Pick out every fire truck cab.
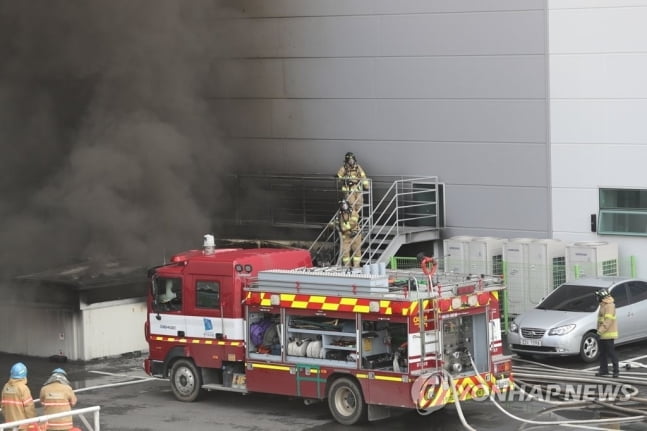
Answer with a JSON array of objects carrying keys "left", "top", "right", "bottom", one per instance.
[{"left": 144, "top": 237, "right": 512, "bottom": 425}]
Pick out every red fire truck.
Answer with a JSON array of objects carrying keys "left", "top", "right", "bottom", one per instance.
[{"left": 144, "top": 236, "right": 513, "bottom": 425}]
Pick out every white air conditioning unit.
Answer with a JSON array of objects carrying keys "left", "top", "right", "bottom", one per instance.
[
  {"left": 565, "top": 241, "right": 618, "bottom": 281},
  {"left": 502, "top": 238, "right": 533, "bottom": 316},
  {"left": 443, "top": 236, "right": 473, "bottom": 273},
  {"left": 469, "top": 237, "right": 504, "bottom": 276},
  {"left": 528, "top": 239, "right": 567, "bottom": 306}
]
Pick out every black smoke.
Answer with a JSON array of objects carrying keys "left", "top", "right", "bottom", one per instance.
[{"left": 0, "top": 2, "right": 233, "bottom": 278}]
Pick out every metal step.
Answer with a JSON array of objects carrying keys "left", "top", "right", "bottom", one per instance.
[{"left": 202, "top": 383, "right": 248, "bottom": 394}]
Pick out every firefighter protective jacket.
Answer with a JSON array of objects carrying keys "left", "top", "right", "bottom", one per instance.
[
  {"left": 1, "top": 377, "right": 36, "bottom": 427},
  {"left": 337, "top": 210, "right": 359, "bottom": 237},
  {"left": 597, "top": 296, "right": 618, "bottom": 340},
  {"left": 39, "top": 379, "right": 77, "bottom": 430},
  {"left": 337, "top": 164, "right": 369, "bottom": 192}
]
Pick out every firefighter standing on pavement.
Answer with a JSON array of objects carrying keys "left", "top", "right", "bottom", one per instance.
[
  {"left": 595, "top": 289, "right": 619, "bottom": 378},
  {"left": 337, "top": 199, "right": 362, "bottom": 268},
  {"left": 39, "top": 368, "right": 77, "bottom": 431},
  {"left": 1, "top": 362, "right": 36, "bottom": 429},
  {"left": 337, "top": 152, "right": 369, "bottom": 213}
]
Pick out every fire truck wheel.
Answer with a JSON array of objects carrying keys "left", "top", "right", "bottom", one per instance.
[
  {"left": 327, "top": 377, "right": 367, "bottom": 425},
  {"left": 170, "top": 358, "right": 203, "bottom": 402},
  {"left": 579, "top": 331, "right": 600, "bottom": 363}
]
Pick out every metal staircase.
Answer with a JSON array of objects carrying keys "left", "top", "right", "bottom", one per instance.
[{"left": 309, "top": 176, "right": 443, "bottom": 266}]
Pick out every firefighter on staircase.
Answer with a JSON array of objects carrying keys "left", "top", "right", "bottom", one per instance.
[
  {"left": 336, "top": 199, "right": 361, "bottom": 268},
  {"left": 336, "top": 152, "right": 369, "bottom": 214}
]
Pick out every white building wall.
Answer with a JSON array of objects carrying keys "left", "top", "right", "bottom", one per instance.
[
  {"left": 0, "top": 296, "right": 148, "bottom": 361},
  {"left": 80, "top": 298, "right": 148, "bottom": 360},
  {"left": 549, "top": 0, "right": 647, "bottom": 277},
  {"left": 0, "top": 304, "right": 77, "bottom": 359}
]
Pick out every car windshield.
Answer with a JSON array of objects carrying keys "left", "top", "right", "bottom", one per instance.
[{"left": 536, "top": 284, "right": 599, "bottom": 312}]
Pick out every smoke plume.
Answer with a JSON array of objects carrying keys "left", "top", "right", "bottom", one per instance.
[{"left": 0, "top": 2, "right": 232, "bottom": 277}]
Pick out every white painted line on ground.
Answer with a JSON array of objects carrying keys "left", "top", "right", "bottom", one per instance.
[
  {"left": 89, "top": 370, "right": 153, "bottom": 379},
  {"left": 75, "top": 377, "right": 162, "bottom": 393},
  {"left": 585, "top": 353, "right": 647, "bottom": 371}
]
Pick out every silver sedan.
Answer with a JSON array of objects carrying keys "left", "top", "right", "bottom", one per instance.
[{"left": 507, "top": 276, "right": 647, "bottom": 362}]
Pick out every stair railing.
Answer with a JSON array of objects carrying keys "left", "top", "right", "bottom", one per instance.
[{"left": 310, "top": 176, "right": 440, "bottom": 266}]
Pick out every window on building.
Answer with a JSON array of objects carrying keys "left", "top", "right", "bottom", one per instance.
[
  {"left": 196, "top": 280, "right": 220, "bottom": 309},
  {"left": 598, "top": 188, "right": 647, "bottom": 236}
]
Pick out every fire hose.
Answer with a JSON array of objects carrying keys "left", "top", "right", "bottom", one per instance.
[{"left": 422, "top": 354, "right": 647, "bottom": 430}]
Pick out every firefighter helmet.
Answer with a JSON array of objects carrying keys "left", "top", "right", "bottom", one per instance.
[
  {"left": 344, "top": 152, "right": 356, "bottom": 165},
  {"left": 339, "top": 199, "right": 350, "bottom": 213},
  {"left": 52, "top": 368, "right": 67, "bottom": 376},
  {"left": 10, "top": 362, "right": 27, "bottom": 379},
  {"left": 595, "top": 289, "right": 611, "bottom": 301}
]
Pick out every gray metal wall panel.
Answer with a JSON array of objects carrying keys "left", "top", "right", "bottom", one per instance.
[
  {"left": 213, "top": 11, "right": 545, "bottom": 58},
  {"left": 214, "top": 0, "right": 545, "bottom": 18},
  {"left": 209, "top": 3, "right": 550, "bottom": 240},
  {"left": 374, "top": 100, "right": 545, "bottom": 142},
  {"left": 378, "top": 12, "right": 545, "bottom": 56},
  {"left": 210, "top": 59, "right": 285, "bottom": 98},
  {"left": 373, "top": 56, "right": 546, "bottom": 99},
  {"left": 231, "top": 139, "right": 548, "bottom": 187},
  {"left": 215, "top": 99, "right": 546, "bottom": 143},
  {"left": 212, "top": 100, "right": 274, "bottom": 138},
  {"left": 445, "top": 185, "right": 550, "bottom": 232},
  {"left": 210, "top": 56, "right": 546, "bottom": 99}
]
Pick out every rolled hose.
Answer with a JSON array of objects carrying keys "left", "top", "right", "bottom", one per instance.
[
  {"left": 410, "top": 371, "right": 448, "bottom": 415},
  {"left": 420, "top": 257, "right": 437, "bottom": 277}
]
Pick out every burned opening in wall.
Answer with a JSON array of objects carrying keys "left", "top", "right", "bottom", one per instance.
[{"left": 14, "top": 260, "right": 148, "bottom": 307}]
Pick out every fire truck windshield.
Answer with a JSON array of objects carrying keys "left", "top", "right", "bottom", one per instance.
[{"left": 153, "top": 276, "right": 182, "bottom": 312}]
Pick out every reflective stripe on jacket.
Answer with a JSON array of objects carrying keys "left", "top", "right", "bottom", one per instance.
[
  {"left": 338, "top": 211, "right": 359, "bottom": 236},
  {"left": 597, "top": 297, "right": 618, "bottom": 340}
]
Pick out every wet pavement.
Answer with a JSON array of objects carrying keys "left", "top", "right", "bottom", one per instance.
[{"left": 1, "top": 346, "right": 647, "bottom": 430}]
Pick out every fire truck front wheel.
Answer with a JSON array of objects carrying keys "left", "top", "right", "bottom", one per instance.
[
  {"left": 327, "top": 377, "right": 367, "bottom": 425},
  {"left": 170, "top": 358, "right": 203, "bottom": 402}
]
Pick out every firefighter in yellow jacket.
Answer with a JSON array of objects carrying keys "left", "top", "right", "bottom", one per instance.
[
  {"left": 337, "top": 199, "right": 361, "bottom": 267},
  {"left": 39, "top": 369, "right": 77, "bottom": 431},
  {"left": 337, "top": 152, "right": 369, "bottom": 213},
  {"left": 595, "top": 289, "right": 619, "bottom": 378},
  {"left": 1, "top": 362, "right": 36, "bottom": 429}
]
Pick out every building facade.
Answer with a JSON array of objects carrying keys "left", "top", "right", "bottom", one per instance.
[{"left": 211, "top": 0, "right": 647, "bottom": 277}]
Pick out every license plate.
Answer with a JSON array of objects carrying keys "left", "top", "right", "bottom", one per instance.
[{"left": 521, "top": 338, "right": 542, "bottom": 346}]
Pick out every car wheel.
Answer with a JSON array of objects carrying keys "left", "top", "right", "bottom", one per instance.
[{"left": 579, "top": 332, "right": 599, "bottom": 363}]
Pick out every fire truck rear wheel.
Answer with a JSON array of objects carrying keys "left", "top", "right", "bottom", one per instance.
[
  {"left": 170, "top": 358, "right": 203, "bottom": 402},
  {"left": 327, "top": 377, "right": 367, "bottom": 425}
]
